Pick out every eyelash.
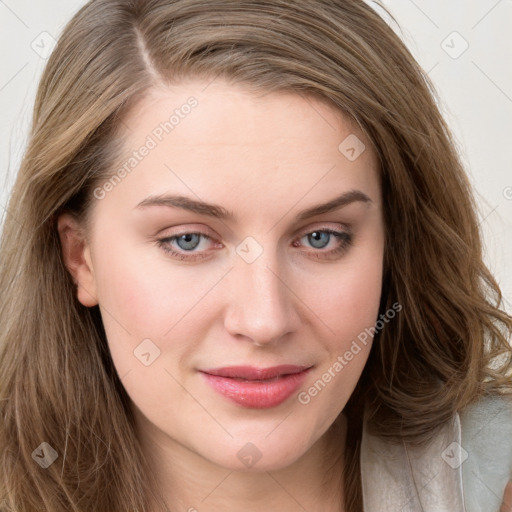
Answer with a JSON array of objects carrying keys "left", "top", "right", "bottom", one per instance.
[{"left": 156, "top": 227, "right": 353, "bottom": 262}]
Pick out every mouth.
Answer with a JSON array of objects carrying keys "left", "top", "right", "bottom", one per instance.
[{"left": 199, "top": 365, "right": 312, "bottom": 408}]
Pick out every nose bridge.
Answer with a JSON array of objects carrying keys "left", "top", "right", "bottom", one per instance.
[{"left": 223, "top": 242, "right": 297, "bottom": 344}]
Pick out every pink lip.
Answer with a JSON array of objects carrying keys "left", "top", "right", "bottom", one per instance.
[{"left": 200, "top": 365, "right": 312, "bottom": 409}]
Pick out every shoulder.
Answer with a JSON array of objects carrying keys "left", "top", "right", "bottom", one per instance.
[
  {"left": 360, "top": 394, "right": 512, "bottom": 512},
  {"left": 460, "top": 393, "right": 512, "bottom": 511}
]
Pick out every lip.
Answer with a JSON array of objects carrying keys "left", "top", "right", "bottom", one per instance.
[{"left": 200, "top": 365, "right": 312, "bottom": 409}]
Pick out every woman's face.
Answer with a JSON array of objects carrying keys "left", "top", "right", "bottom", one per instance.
[{"left": 62, "top": 80, "right": 385, "bottom": 472}]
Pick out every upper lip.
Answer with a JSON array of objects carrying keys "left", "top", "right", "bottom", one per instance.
[{"left": 201, "top": 365, "right": 311, "bottom": 380}]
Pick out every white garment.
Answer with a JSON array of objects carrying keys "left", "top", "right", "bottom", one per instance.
[{"left": 360, "top": 395, "right": 512, "bottom": 511}]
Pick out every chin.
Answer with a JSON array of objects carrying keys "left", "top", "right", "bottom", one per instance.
[{"left": 198, "top": 433, "right": 314, "bottom": 473}]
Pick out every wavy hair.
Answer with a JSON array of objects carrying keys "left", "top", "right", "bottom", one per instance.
[{"left": 1, "top": 0, "right": 511, "bottom": 510}]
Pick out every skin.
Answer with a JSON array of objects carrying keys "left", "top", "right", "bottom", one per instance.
[
  {"left": 502, "top": 481, "right": 512, "bottom": 512},
  {"left": 58, "top": 79, "right": 386, "bottom": 511}
]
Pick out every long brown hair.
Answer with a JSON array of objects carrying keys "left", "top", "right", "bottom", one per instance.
[{"left": 1, "top": 0, "right": 511, "bottom": 510}]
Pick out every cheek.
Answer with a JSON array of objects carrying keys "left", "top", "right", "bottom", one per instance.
[
  {"left": 88, "top": 236, "right": 171, "bottom": 371},
  {"left": 94, "top": 260, "right": 164, "bottom": 338},
  {"left": 296, "top": 256, "right": 383, "bottom": 430},
  {"left": 90, "top": 237, "right": 227, "bottom": 381},
  {"left": 92, "top": 236, "right": 213, "bottom": 335},
  {"left": 298, "top": 237, "right": 383, "bottom": 416},
  {"left": 309, "top": 249, "right": 384, "bottom": 347}
]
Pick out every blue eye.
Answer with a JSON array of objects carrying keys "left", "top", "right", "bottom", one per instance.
[
  {"left": 157, "top": 227, "right": 353, "bottom": 262},
  {"left": 297, "top": 229, "right": 353, "bottom": 258},
  {"left": 307, "top": 231, "right": 331, "bottom": 249},
  {"left": 175, "top": 233, "right": 202, "bottom": 251},
  {"left": 156, "top": 232, "right": 214, "bottom": 261}
]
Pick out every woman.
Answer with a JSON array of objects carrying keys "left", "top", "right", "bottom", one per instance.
[{"left": 0, "top": 0, "right": 511, "bottom": 510}]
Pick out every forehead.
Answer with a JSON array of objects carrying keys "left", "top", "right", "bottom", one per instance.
[{"left": 96, "top": 80, "right": 380, "bottom": 220}]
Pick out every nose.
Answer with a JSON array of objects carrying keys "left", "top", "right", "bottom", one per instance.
[{"left": 222, "top": 251, "right": 300, "bottom": 346}]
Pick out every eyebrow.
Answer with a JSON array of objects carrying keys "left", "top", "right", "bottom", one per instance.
[{"left": 135, "top": 189, "right": 372, "bottom": 221}]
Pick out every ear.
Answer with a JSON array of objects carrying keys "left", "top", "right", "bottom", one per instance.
[{"left": 57, "top": 213, "right": 98, "bottom": 307}]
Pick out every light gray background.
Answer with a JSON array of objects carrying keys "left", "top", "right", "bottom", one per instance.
[{"left": 1, "top": 0, "right": 511, "bottom": 310}]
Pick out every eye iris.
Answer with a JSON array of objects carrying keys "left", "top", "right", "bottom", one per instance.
[
  {"left": 308, "top": 231, "right": 330, "bottom": 249},
  {"left": 176, "top": 233, "right": 201, "bottom": 251}
]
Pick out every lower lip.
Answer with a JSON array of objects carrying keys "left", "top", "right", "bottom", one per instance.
[{"left": 200, "top": 369, "right": 311, "bottom": 409}]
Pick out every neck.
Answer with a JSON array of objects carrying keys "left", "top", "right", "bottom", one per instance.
[{"left": 136, "top": 412, "right": 348, "bottom": 512}]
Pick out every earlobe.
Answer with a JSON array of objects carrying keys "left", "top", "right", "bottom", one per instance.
[{"left": 57, "top": 213, "right": 99, "bottom": 307}]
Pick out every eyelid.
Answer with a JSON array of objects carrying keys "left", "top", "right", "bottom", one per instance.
[
  {"left": 157, "top": 221, "right": 350, "bottom": 243},
  {"left": 157, "top": 223, "right": 218, "bottom": 239},
  {"left": 294, "top": 221, "right": 352, "bottom": 238}
]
